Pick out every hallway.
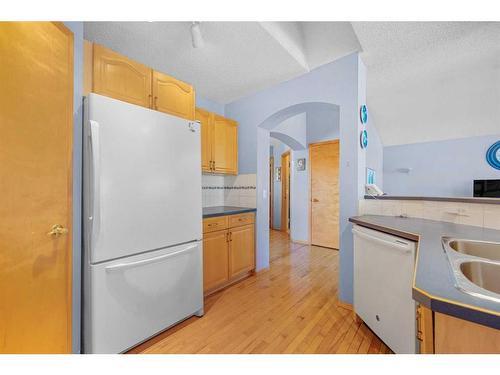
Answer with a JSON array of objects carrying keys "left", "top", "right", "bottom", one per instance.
[{"left": 130, "top": 230, "right": 390, "bottom": 354}]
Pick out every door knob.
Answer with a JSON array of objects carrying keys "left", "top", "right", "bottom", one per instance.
[
  {"left": 47, "top": 224, "right": 69, "bottom": 237},
  {"left": 312, "top": 198, "right": 319, "bottom": 202}
]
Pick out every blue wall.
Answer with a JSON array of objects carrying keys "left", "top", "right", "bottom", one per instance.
[
  {"left": 64, "top": 21, "right": 83, "bottom": 354},
  {"left": 306, "top": 105, "right": 340, "bottom": 144},
  {"left": 365, "top": 118, "right": 384, "bottom": 188},
  {"left": 383, "top": 134, "right": 500, "bottom": 197},
  {"left": 196, "top": 94, "right": 225, "bottom": 116},
  {"left": 225, "top": 53, "right": 367, "bottom": 303}
]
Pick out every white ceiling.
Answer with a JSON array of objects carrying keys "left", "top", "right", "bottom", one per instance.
[
  {"left": 84, "top": 21, "right": 500, "bottom": 146},
  {"left": 353, "top": 22, "right": 500, "bottom": 145}
]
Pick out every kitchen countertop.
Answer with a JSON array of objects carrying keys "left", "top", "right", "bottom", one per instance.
[
  {"left": 203, "top": 206, "right": 257, "bottom": 218},
  {"left": 349, "top": 215, "right": 500, "bottom": 329},
  {"left": 364, "top": 195, "right": 500, "bottom": 205}
]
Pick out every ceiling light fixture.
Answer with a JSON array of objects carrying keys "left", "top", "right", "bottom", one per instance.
[{"left": 191, "top": 21, "right": 204, "bottom": 48}]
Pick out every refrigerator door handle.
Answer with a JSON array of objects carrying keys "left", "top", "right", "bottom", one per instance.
[
  {"left": 104, "top": 243, "right": 199, "bottom": 272},
  {"left": 89, "top": 120, "right": 101, "bottom": 247}
]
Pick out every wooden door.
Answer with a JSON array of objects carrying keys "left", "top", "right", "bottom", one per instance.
[
  {"left": 310, "top": 140, "right": 340, "bottom": 249},
  {"left": 213, "top": 115, "right": 238, "bottom": 175},
  {"left": 281, "top": 151, "right": 290, "bottom": 233},
  {"left": 0, "top": 22, "right": 73, "bottom": 353},
  {"left": 196, "top": 108, "right": 213, "bottom": 172},
  {"left": 203, "top": 230, "right": 229, "bottom": 292},
  {"left": 93, "top": 43, "right": 152, "bottom": 108},
  {"left": 152, "top": 71, "right": 195, "bottom": 120},
  {"left": 229, "top": 224, "right": 255, "bottom": 278}
]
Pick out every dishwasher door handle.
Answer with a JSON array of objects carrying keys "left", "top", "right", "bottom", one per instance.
[{"left": 352, "top": 228, "right": 414, "bottom": 253}]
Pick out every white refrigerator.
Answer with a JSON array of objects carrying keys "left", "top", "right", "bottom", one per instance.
[{"left": 83, "top": 94, "right": 203, "bottom": 354}]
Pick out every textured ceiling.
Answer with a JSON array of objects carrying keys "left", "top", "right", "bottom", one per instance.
[
  {"left": 352, "top": 22, "right": 500, "bottom": 145},
  {"left": 83, "top": 21, "right": 360, "bottom": 103},
  {"left": 84, "top": 21, "right": 500, "bottom": 146}
]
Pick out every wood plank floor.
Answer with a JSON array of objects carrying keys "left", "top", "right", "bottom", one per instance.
[{"left": 129, "top": 230, "right": 392, "bottom": 354}]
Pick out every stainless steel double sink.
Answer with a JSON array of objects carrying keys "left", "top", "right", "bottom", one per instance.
[{"left": 442, "top": 237, "right": 500, "bottom": 303}]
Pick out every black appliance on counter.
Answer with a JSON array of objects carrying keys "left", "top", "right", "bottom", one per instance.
[{"left": 473, "top": 179, "right": 500, "bottom": 198}]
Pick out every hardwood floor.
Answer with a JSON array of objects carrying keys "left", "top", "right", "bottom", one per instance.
[{"left": 129, "top": 230, "right": 391, "bottom": 354}]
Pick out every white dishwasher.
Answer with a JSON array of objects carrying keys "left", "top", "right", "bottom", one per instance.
[{"left": 352, "top": 224, "right": 418, "bottom": 354}]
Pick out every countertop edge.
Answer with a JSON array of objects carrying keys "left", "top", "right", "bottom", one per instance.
[
  {"left": 202, "top": 207, "right": 257, "bottom": 218},
  {"left": 349, "top": 216, "right": 500, "bottom": 330},
  {"left": 364, "top": 195, "right": 500, "bottom": 205}
]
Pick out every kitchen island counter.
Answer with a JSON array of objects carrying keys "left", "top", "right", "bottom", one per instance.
[{"left": 349, "top": 215, "right": 500, "bottom": 330}]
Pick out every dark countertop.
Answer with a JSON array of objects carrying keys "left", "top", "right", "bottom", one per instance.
[
  {"left": 203, "top": 206, "right": 257, "bottom": 218},
  {"left": 349, "top": 215, "right": 500, "bottom": 329},
  {"left": 364, "top": 195, "right": 500, "bottom": 205}
]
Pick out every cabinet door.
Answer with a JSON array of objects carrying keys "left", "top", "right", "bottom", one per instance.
[
  {"left": 152, "top": 71, "right": 195, "bottom": 120},
  {"left": 93, "top": 43, "right": 152, "bottom": 108},
  {"left": 213, "top": 115, "right": 238, "bottom": 175},
  {"left": 203, "top": 230, "right": 229, "bottom": 292},
  {"left": 196, "top": 108, "right": 213, "bottom": 172},
  {"left": 229, "top": 224, "right": 255, "bottom": 278}
]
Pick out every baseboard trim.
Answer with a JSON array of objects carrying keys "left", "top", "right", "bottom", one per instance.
[
  {"left": 291, "top": 239, "right": 310, "bottom": 245},
  {"left": 337, "top": 300, "right": 353, "bottom": 311}
]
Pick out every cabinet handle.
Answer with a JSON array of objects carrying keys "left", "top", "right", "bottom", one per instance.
[
  {"left": 229, "top": 232, "right": 232, "bottom": 242},
  {"left": 154, "top": 96, "right": 158, "bottom": 110},
  {"left": 208, "top": 223, "right": 218, "bottom": 227},
  {"left": 148, "top": 94, "right": 153, "bottom": 108},
  {"left": 416, "top": 306, "right": 423, "bottom": 342},
  {"left": 226, "top": 232, "right": 230, "bottom": 242}
]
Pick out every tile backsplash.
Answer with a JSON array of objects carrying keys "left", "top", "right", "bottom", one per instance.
[
  {"left": 202, "top": 174, "right": 256, "bottom": 208},
  {"left": 358, "top": 199, "right": 500, "bottom": 230}
]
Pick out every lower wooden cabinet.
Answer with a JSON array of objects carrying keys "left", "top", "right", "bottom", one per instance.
[
  {"left": 229, "top": 224, "right": 255, "bottom": 278},
  {"left": 416, "top": 304, "right": 434, "bottom": 354},
  {"left": 203, "top": 230, "right": 229, "bottom": 292},
  {"left": 202, "top": 213, "right": 255, "bottom": 295},
  {"left": 434, "top": 312, "right": 500, "bottom": 353},
  {"left": 416, "top": 304, "right": 500, "bottom": 354}
]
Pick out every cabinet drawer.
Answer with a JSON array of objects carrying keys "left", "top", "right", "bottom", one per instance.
[
  {"left": 229, "top": 212, "right": 255, "bottom": 228},
  {"left": 203, "top": 216, "right": 229, "bottom": 233}
]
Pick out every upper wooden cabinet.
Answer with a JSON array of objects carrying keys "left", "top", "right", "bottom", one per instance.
[
  {"left": 153, "top": 71, "right": 195, "bottom": 120},
  {"left": 195, "top": 108, "right": 213, "bottom": 173},
  {"left": 213, "top": 115, "right": 238, "bottom": 175},
  {"left": 93, "top": 43, "right": 152, "bottom": 108},
  {"left": 196, "top": 108, "right": 238, "bottom": 175},
  {"left": 86, "top": 42, "right": 195, "bottom": 120}
]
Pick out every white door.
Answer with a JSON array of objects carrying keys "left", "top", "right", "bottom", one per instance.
[
  {"left": 83, "top": 240, "right": 203, "bottom": 353},
  {"left": 84, "top": 94, "right": 202, "bottom": 263},
  {"left": 353, "top": 225, "right": 417, "bottom": 354}
]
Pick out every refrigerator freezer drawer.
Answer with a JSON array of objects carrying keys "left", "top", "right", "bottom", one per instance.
[
  {"left": 353, "top": 224, "right": 417, "bottom": 354},
  {"left": 83, "top": 241, "right": 203, "bottom": 353}
]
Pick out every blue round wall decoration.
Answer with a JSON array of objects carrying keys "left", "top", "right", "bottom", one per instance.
[
  {"left": 486, "top": 141, "right": 500, "bottom": 170},
  {"left": 360, "top": 130, "right": 368, "bottom": 149},
  {"left": 360, "top": 105, "right": 368, "bottom": 124}
]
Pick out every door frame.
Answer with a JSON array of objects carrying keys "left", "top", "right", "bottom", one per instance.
[
  {"left": 269, "top": 156, "right": 274, "bottom": 229},
  {"left": 280, "top": 151, "right": 290, "bottom": 234},
  {"left": 309, "top": 139, "right": 340, "bottom": 248}
]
